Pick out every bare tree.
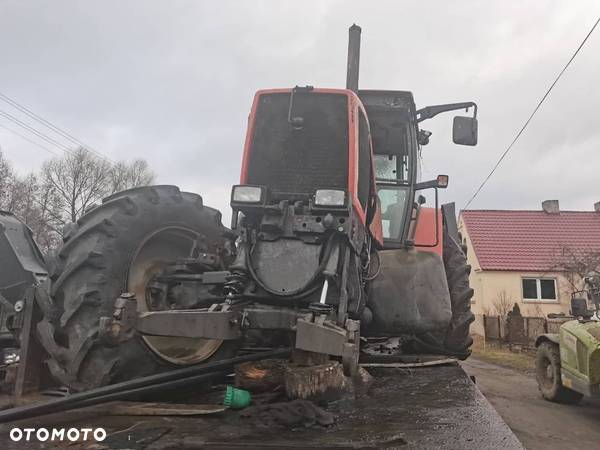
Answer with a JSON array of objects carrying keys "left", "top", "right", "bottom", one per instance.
[
  {"left": 0, "top": 149, "right": 15, "bottom": 209},
  {"left": 491, "top": 289, "right": 514, "bottom": 318},
  {"left": 526, "top": 302, "right": 544, "bottom": 318},
  {"left": 107, "top": 159, "right": 155, "bottom": 194},
  {"left": 1, "top": 149, "right": 155, "bottom": 253},
  {"left": 41, "top": 148, "right": 112, "bottom": 224},
  {"left": 550, "top": 245, "right": 600, "bottom": 298}
]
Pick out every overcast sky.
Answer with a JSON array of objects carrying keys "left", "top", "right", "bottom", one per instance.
[{"left": 1, "top": 1, "right": 599, "bottom": 223}]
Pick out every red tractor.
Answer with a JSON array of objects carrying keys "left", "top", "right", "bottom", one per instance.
[{"left": 2, "top": 25, "right": 478, "bottom": 392}]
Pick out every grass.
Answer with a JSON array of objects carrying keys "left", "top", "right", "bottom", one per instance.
[{"left": 471, "top": 335, "right": 536, "bottom": 374}]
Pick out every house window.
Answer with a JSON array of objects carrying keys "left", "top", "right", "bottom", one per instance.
[{"left": 522, "top": 278, "right": 557, "bottom": 301}]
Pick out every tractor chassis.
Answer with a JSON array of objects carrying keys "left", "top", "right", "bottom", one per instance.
[{"left": 109, "top": 292, "right": 362, "bottom": 375}]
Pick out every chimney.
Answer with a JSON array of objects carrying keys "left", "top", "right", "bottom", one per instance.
[
  {"left": 595, "top": 201, "right": 600, "bottom": 213},
  {"left": 542, "top": 200, "right": 560, "bottom": 214}
]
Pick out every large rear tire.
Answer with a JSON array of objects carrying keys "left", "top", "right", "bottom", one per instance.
[
  {"left": 37, "top": 185, "right": 236, "bottom": 391},
  {"left": 442, "top": 231, "right": 475, "bottom": 358}
]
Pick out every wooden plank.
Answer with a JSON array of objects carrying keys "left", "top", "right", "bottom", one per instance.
[
  {"left": 103, "top": 401, "right": 226, "bottom": 416},
  {"left": 360, "top": 358, "right": 457, "bottom": 368}
]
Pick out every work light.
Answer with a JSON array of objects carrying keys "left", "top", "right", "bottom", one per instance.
[
  {"left": 314, "top": 189, "right": 345, "bottom": 207},
  {"left": 231, "top": 185, "right": 265, "bottom": 204}
]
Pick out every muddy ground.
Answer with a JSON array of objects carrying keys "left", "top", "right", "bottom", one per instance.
[
  {"left": 0, "top": 364, "right": 521, "bottom": 449},
  {"left": 462, "top": 358, "right": 600, "bottom": 450}
]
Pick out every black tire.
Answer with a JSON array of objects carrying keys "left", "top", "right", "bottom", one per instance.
[
  {"left": 442, "top": 231, "right": 475, "bottom": 358},
  {"left": 536, "top": 341, "right": 583, "bottom": 404},
  {"left": 36, "top": 185, "right": 236, "bottom": 391}
]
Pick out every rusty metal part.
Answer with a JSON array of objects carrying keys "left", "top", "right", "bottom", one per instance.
[
  {"left": 99, "top": 293, "right": 138, "bottom": 345},
  {"left": 244, "top": 306, "right": 312, "bottom": 330},
  {"left": 136, "top": 309, "right": 242, "bottom": 340},
  {"left": 295, "top": 319, "right": 347, "bottom": 356},
  {"left": 134, "top": 304, "right": 315, "bottom": 340},
  {"left": 0, "top": 348, "right": 291, "bottom": 423},
  {"left": 12, "top": 287, "right": 45, "bottom": 403},
  {"left": 127, "top": 225, "right": 225, "bottom": 365}
]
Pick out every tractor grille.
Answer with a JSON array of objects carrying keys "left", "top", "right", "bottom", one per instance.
[{"left": 247, "top": 92, "right": 348, "bottom": 196}]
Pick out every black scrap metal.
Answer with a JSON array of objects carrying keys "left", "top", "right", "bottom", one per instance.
[{"left": 0, "top": 347, "right": 291, "bottom": 423}]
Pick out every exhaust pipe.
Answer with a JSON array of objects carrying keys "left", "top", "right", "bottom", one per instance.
[{"left": 346, "top": 24, "right": 361, "bottom": 93}]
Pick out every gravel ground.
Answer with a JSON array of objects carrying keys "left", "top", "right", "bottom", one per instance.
[{"left": 462, "top": 357, "right": 600, "bottom": 450}]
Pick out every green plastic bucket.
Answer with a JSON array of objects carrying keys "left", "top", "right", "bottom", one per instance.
[{"left": 223, "top": 385, "right": 252, "bottom": 409}]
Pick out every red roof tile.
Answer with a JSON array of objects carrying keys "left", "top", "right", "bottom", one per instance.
[{"left": 460, "top": 210, "right": 600, "bottom": 271}]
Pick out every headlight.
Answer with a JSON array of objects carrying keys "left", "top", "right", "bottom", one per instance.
[
  {"left": 231, "top": 185, "right": 265, "bottom": 204},
  {"left": 315, "top": 189, "right": 345, "bottom": 207}
]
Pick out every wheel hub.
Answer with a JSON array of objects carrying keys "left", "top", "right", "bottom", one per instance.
[
  {"left": 128, "top": 226, "right": 223, "bottom": 365},
  {"left": 545, "top": 364, "right": 553, "bottom": 380}
]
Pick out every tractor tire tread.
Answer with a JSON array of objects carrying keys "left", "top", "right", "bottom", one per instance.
[
  {"left": 36, "top": 185, "right": 232, "bottom": 391},
  {"left": 443, "top": 233, "right": 475, "bottom": 358},
  {"left": 536, "top": 342, "right": 583, "bottom": 404}
]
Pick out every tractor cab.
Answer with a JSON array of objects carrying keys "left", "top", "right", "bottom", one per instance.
[{"left": 359, "top": 90, "right": 418, "bottom": 248}]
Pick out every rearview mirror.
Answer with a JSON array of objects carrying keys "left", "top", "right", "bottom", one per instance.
[{"left": 453, "top": 116, "right": 478, "bottom": 146}]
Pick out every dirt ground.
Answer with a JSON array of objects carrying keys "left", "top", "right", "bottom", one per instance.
[
  {"left": 470, "top": 336, "right": 536, "bottom": 373},
  {"left": 462, "top": 357, "right": 600, "bottom": 450}
]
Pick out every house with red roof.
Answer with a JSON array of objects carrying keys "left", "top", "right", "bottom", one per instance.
[{"left": 459, "top": 200, "right": 600, "bottom": 336}]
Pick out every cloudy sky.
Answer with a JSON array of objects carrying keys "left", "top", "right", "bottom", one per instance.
[{"left": 1, "top": 1, "right": 599, "bottom": 222}]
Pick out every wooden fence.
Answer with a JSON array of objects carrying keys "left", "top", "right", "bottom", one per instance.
[{"left": 483, "top": 314, "right": 569, "bottom": 347}]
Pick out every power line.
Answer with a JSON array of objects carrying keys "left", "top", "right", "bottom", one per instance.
[
  {"left": 0, "top": 91, "right": 116, "bottom": 165},
  {"left": 0, "top": 109, "right": 75, "bottom": 155},
  {"left": 463, "top": 15, "right": 600, "bottom": 210},
  {"left": 0, "top": 122, "right": 61, "bottom": 157}
]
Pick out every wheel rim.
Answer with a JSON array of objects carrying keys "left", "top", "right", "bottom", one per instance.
[
  {"left": 128, "top": 226, "right": 223, "bottom": 365},
  {"left": 538, "top": 355, "right": 555, "bottom": 390}
]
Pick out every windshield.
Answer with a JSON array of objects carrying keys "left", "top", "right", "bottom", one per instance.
[{"left": 372, "top": 120, "right": 411, "bottom": 183}]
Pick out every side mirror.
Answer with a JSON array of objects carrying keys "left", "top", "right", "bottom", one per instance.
[{"left": 453, "top": 116, "right": 478, "bottom": 146}]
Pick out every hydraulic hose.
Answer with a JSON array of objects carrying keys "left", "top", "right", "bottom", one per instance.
[{"left": 0, "top": 348, "right": 291, "bottom": 423}]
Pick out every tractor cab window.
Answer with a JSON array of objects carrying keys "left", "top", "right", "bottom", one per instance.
[
  {"left": 378, "top": 186, "right": 409, "bottom": 240},
  {"left": 371, "top": 120, "right": 411, "bottom": 183},
  {"left": 375, "top": 154, "right": 409, "bottom": 182}
]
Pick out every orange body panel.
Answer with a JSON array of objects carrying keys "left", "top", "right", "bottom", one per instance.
[
  {"left": 240, "top": 88, "right": 383, "bottom": 248},
  {"left": 414, "top": 207, "right": 443, "bottom": 255},
  {"left": 369, "top": 198, "right": 384, "bottom": 247}
]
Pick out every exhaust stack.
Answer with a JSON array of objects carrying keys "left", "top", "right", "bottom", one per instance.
[{"left": 346, "top": 24, "right": 361, "bottom": 93}]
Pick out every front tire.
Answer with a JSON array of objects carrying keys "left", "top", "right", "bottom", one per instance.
[
  {"left": 37, "top": 185, "right": 236, "bottom": 391},
  {"left": 536, "top": 341, "right": 583, "bottom": 404}
]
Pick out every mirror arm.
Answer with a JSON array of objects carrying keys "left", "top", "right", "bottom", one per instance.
[
  {"left": 416, "top": 102, "right": 477, "bottom": 123},
  {"left": 415, "top": 178, "right": 447, "bottom": 190}
]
